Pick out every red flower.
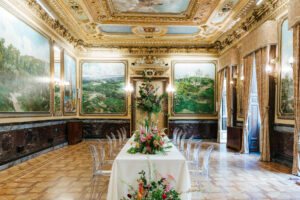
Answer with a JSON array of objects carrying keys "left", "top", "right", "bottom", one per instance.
[
  {"left": 162, "top": 194, "right": 167, "bottom": 199},
  {"left": 127, "top": 194, "right": 132, "bottom": 198},
  {"left": 146, "top": 143, "right": 150, "bottom": 147}
]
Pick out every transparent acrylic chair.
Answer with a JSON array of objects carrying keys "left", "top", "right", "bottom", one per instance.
[
  {"left": 121, "top": 127, "right": 128, "bottom": 143},
  {"left": 176, "top": 131, "right": 183, "bottom": 148},
  {"left": 194, "top": 145, "right": 214, "bottom": 199},
  {"left": 172, "top": 128, "right": 179, "bottom": 145},
  {"left": 97, "top": 139, "right": 113, "bottom": 167},
  {"left": 185, "top": 135, "right": 194, "bottom": 160},
  {"left": 117, "top": 130, "right": 123, "bottom": 149},
  {"left": 180, "top": 133, "right": 187, "bottom": 153},
  {"left": 189, "top": 140, "right": 203, "bottom": 170},
  {"left": 110, "top": 132, "right": 118, "bottom": 156},
  {"left": 106, "top": 135, "right": 113, "bottom": 159},
  {"left": 88, "top": 144, "right": 111, "bottom": 200}
]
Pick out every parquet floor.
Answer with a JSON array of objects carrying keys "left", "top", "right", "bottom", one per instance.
[{"left": 0, "top": 140, "right": 299, "bottom": 200}]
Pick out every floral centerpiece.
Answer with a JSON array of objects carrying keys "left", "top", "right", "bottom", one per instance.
[
  {"left": 121, "top": 166, "right": 181, "bottom": 200},
  {"left": 127, "top": 120, "right": 172, "bottom": 154}
]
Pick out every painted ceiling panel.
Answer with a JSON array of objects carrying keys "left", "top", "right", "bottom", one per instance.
[
  {"left": 112, "top": 0, "right": 190, "bottom": 13},
  {"left": 211, "top": 0, "right": 240, "bottom": 24},
  {"left": 100, "top": 25, "right": 133, "bottom": 33},
  {"left": 167, "top": 26, "right": 199, "bottom": 34}
]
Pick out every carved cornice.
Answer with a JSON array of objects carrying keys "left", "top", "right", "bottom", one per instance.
[
  {"left": 216, "top": 0, "right": 288, "bottom": 52},
  {"left": 26, "top": 0, "right": 86, "bottom": 47}
]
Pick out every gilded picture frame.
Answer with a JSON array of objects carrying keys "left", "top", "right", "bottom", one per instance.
[
  {"left": 0, "top": 4, "right": 52, "bottom": 118},
  {"left": 79, "top": 60, "right": 128, "bottom": 116},
  {"left": 171, "top": 61, "right": 218, "bottom": 117}
]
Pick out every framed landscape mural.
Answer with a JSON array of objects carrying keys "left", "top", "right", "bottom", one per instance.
[
  {"left": 80, "top": 61, "right": 127, "bottom": 115},
  {"left": 64, "top": 52, "right": 77, "bottom": 114},
  {"left": 172, "top": 62, "right": 216, "bottom": 116},
  {"left": 278, "top": 18, "right": 294, "bottom": 119},
  {"left": 0, "top": 6, "right": 51, "bottom": 116},
  {"left": 53, "top": 46, "right": 62, "bottom": 116}
]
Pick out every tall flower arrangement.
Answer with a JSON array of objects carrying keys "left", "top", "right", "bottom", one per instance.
[{"left": 136, "top": 75, "right": 168, "bottom": 127}]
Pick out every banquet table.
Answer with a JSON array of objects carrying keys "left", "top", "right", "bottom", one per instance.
[{"left": 107, "top": 135, "right": 191, "bottom": 200}]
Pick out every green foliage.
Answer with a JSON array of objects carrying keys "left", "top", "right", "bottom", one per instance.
[
  {"left": 174, "top": 76, "right": 215, "bottom": 114},
  {"left": 0, "top": 38, "right": 50, "bottom": 112}
]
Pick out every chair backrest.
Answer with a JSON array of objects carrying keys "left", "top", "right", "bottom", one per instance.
[
  {"left": 117, "top": 130, "right": 123, "bottom": 145},
  {"left": 121, "top": 127, "right": 127, "bottom": 141},
  {"left": 202, "top": 145, "right": 214, "bottom": 175},
  {"left": 176, "top": 131, "right": 183, "bottom": 146},
  {"left": 172, "top": 128, "right": 178, "bottom": 144},
  {"left": 97, "top": 139, "right": 105, "bottom": 166},
  {"left": 89, "top": 144, "right": 100, "bottom": 174},
  {"left": 192, "top": 140, "right": 203, "bottom": 164},
  {"left": 186, "top": 135, "right": 194, "bottom": 159},
  {"left": 180, "top": 133, "right": 187, "bottom": 151},
  {"left": 110, "top": 132, "right": 117, "bottom": 149},
  {"left": 106, "top": 135, "right": 113, "bottom": 158}
]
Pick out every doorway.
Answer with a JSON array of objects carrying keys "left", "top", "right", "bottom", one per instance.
[
  {"left": 220, "top": 73, "right": 227, "bottom": 143},
  {"left": 248, "top": 57, "right": 261, "bottom": 153},
  {"left": 131, "top": 77, "right": 168, "bottom": 132}
]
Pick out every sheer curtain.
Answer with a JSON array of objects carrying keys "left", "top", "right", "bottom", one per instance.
[
  {"left": 240, "top": 54, "right": 254, "bottom": 154},
  {"left": 292, "top": 25, "right": 300, "bottom": 176},
  {"left": 217, "top": 69, "right": 225, "bottom": 143}
]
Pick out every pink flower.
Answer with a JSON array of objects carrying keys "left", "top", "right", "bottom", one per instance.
[
  {"left": 146, "top": 147, "right": 151, "bottom": 153},
  {"left": 167, "top": 174, "right": 176, "bottom": 182},
  {"left": 146, "top": 184, "right": 151, "bottom": 188},
  {"left": 160, "top": 140, "right": 164, "bottom": 146},
  {"left": 165, "top": 184, "right": 171, "bottom": 193},
  {"left": 153, "top": 140, "right": 158, "bottom": 147},
  {"left": 140, "top": 127, "right": 145, "bottom": 135},
  {"left": 140, "top": 135, "right": 147, "bottom": 142}
]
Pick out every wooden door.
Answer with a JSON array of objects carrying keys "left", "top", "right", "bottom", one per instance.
[{"left": 131, "top": 78, "right": 168, "bottom": 133}]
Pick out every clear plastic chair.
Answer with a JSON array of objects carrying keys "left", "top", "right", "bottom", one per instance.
[
  {"left": 110, "top": 132, "right": 118, "bottom": 155},
  {"left": 172, "top": 128, "right": 179, "bottom": 145},
  {"left": 117, "top": 130, "right": 123, "bottom": 148},
  {"left": 97, "top": 139, "right": 106, "bottom": 167},
  {"left": 89, "top": 144, "right": 111, "bottom": 200},
  {"left": 189, "top": 140, "right": 203, "bottom": 170},
  {"left": 185, "top": 135, "right": 194, "bottom": 160},
  {"left": 180, "top": 133, "right": 187, "bottom": 153},
  {"left": 106, "top": 135, "right": 113, "bottom": 159},
  {"left": 121, "top": 127, "right": 128, "bottom": 143},
  {"left": 176, "top": 131, "right": 183, "bottom": 148}
]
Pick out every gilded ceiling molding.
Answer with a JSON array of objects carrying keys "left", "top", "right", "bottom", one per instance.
[
  {"left": 215, "top": 0, "right": 288, "bottom": 52},
  {"left": 26, "top": 0, "right": 86, "bottom": 47},
  {"left": 288, "top": 0, "right": 300, "bottom": 29}
]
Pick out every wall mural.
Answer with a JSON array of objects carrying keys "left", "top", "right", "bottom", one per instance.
[
  {"left": 64, "top": 53, "right": 76, "bottom": 113},
  {"left": 81, "top": 62, "right": 126, "bottom": 115},
  {"left": 279, "top": 19, "right": 294, "bottom": 118},
  {"left": 173, "top": 62, "right": 216, "bottom": 115},
  {"left": 0, "top": 6, "right": 50, "bottom": 114},
  {"left": 112, "top": 0, "right": 190, "bottom": 13},
  {"left": 54, "top": 61, "right": 61, "bottom": 114}
]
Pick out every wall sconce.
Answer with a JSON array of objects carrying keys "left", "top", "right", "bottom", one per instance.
[
  {"left": 289, "top": 57, "right": 294, "bottom": 64},
  {"left": 124, "top": 84, "right": 134, "bottom": 92},
  {"left": 230, "top": 80, "right": 234, "bottom": 85},
  {"left": 240, "top": 76, "right": 244, "bottom": 81},
  {"left": 265, "top": 65, "right": 272, "bottom": 73},
  {"left": 166, "top": 84, "right": 176, "bottom": 93}
]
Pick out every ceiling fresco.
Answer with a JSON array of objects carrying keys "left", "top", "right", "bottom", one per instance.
[
  {"left": 111, "top": 0, "right": 191, "bottom": 13},
  {"left": 34, "top": 0, "right": 268, "bottom": 48}
]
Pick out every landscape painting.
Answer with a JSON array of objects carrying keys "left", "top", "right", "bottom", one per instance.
[
  {"left": 279, "top": 19, "right": 294, "bottom": 117},
  {"left": 81, "top": 62, "right": 126, "bottom": 115},
  {"left": 54, "top": 62, "right": 61, "bottom": 114},
  {"left": 173, "top": 62, "right": 215, "bottom": 115},
  {"left": 64, "top": 53, "right": 76, "bottom": 113},
  {"left": 0, "top": 6, "right": 50, "bottom": 114},
  {"left": 112, "top": 0, "right": 190, "bottom": 13}
]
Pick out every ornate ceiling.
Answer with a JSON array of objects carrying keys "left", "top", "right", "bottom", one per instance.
[{"left": 36, "top": 0, "right": 279, "bottom": 49}]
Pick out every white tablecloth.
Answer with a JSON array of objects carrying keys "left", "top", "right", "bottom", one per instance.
[{"left": 107, "top": 136, "right": 191, "bottom": 200}]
